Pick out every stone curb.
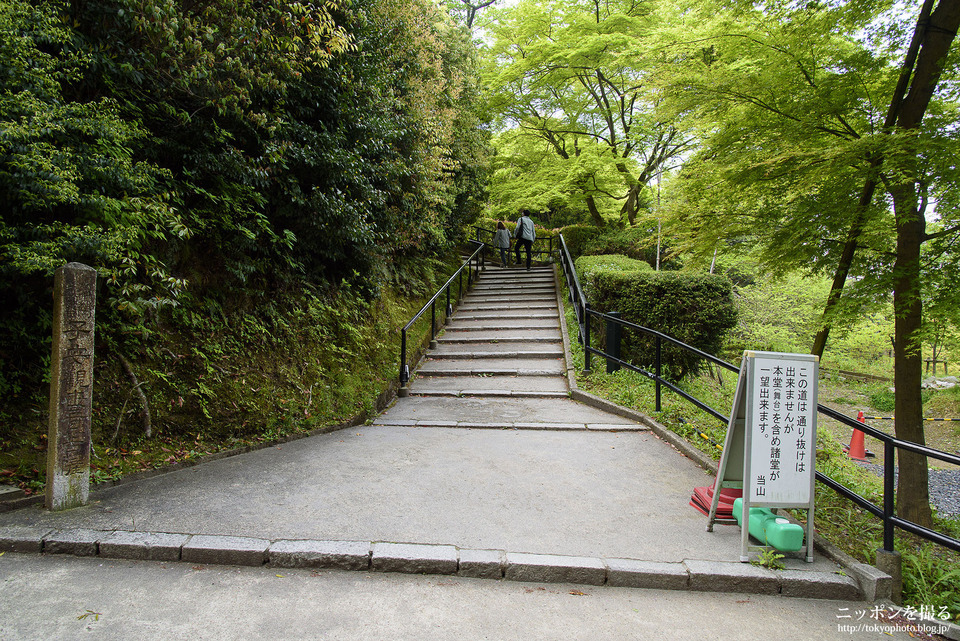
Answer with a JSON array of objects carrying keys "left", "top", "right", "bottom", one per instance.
[
  {"left": 0, "top": 526, "right": 866, "bottom": 601},
  {"left": 182, "top": 534, "right": 270, "bottom": 567},
  {"left": 369, "top": 419, "right": 649, "bottom": 432}
]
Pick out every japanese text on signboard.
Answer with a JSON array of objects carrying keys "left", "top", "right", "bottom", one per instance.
[{"left": 750, "top": 356, "right": 816, "bottom": 504}]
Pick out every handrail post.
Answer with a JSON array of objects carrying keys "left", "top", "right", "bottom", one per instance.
[
  {"left": 606, "top": 312, "right": 622, "bottom": 374},
  {"left": 399, "top": 329, "right": 410, "bottom": 397},
  {"left": 400, "top": 330, "right": 408, "bottom": 385},
  {"left": 883, "top": 439, "right": 896, "bottom": 552},
  {"left": 583, "top": 303, "right": 592, "bottom": 374},
  {"left": 446, "top": 285, "right": 452, "bottom": 317},
  {"left": 430, "top": 300, "right": 437, "bottom": 349},
  {"left": 655, "top": 335, "right": 662, "bottom": 412}
]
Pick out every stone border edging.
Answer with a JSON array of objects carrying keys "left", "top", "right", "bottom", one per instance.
[{"left": 0, "top": 526, "right": 862, "bottom": 602}]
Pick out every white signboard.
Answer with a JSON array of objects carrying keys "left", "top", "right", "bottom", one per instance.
[
  {"left": 746, "top": 355, "right": 818, "bottom": 505},
  {"left": 707, "top": 350, "right": 819, "bottom": 563}
]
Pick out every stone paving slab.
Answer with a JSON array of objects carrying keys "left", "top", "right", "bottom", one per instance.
[
  {"left": 44, "top": 528, "right": 108, "bottom": 556},
  {"left": 458, "top": 548, "right": 504, "bottom": 579},
  {"left": 375, "top": 396, "right": 641, "bottom": 426},
  {"left": 0, "top": 524, "right": 868, "bottom": 602},
  {"left": 606, "top": 558, "right": 690, "bottom": 590},
  {"left": 684, "top": 559, "right": 781, "bottom": 595},
  {"left": 504, "top": 552, "right": 607, "bottom": 586}
]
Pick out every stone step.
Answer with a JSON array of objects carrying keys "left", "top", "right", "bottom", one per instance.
[
  {"left": 443, "top": 321, "right": 559, "bottom": 332},
  {"left": 438, "top": 333, "right": 561, "bottom": 344},
  {"left": 471, "top": 282, "right": 554, "bottom": 291},
  {"left": 453, "top": 309, "right": 559, "bottom": 319},
  {"left": 473, "top": 271, "right": 553, "bottom": 280},
  {"left": 429, "top": 348, "right": 564, "bottom": 360},
  {"left": 460, "top": 296, "right": 557, "bottom": 309},
  {"left": 455, "top": 309, "right": 558, "bottom": 317},
  {"left": 407, "top": 374, "right": 569, "bottom": 397},
  {"left": 417, "top": 357, "right": 565, "bottom": 376}
]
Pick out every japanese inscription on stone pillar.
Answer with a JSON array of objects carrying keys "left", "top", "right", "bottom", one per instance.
[{"left": 46, "top": 263, "right": 97, "bottom": 511}]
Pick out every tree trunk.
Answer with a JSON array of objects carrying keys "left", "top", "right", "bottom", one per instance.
[
  {"left": 886, "top": 0, "right": 960, "bottom": 528},
  {"left": 890, "top": 181, "right": 932, "bottom": 526},
  {"left": 810, "top": 189, "right": 871, "bottom": 358},
  {"left": 585, "top": 194, "right": 606, "bottom": 227}
]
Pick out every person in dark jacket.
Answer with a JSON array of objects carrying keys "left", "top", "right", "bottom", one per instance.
[{"left": 513, "top": 211, "right": 536, "bottom": 271}]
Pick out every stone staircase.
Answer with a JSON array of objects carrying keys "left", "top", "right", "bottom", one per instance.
[{"left": 406, "top": 265, "right": 569, "bottom": 398}]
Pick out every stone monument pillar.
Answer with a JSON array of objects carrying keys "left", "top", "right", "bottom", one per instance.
[{"left": 46, "top": 262, "right": 97, "bottom": 511}]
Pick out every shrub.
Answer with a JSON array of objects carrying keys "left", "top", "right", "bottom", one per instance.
[
  {"left": 559, "top": 225, "right": 602, "bottom": 259},
  {"left": 589, "top": 270, "right": 738, "bottom": 379},
  {"left": 582, "top": 226, "right": 682, "bottom": 270},
  {"left": 575, "top": 254, "right": 652, "bottom": 299}
]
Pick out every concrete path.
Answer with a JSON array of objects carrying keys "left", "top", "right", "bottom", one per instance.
[
  {"left": 0, "top": 553, "right": 910, "bottom": 641},
  {"left": 0, "top": 264, "right": 926, "bottom": 639}
]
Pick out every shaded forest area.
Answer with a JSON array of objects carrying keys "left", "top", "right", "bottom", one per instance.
[{"left": 1, "top": 0, "right": 490, "bottom": 486}]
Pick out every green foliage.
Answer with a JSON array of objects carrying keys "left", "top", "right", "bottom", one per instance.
[
  {"left": 587, "top": 268, "right": 738, "bottom": 379},
  {"left": 728, "top": 270, "right": 831, "bottom": 356},
  {"left": 575, "top": 254, "right": 651, "bottom": 299},
  {"left": 559, "top": 225, "right": 601, "bottom": 259},
  {"left": 751, "top": 549, "right": 786, "bottom": 571},
  {"left": 0, "top": 0, "right": 491, "bottom": 426},
  {"left": 480, "top": 0, "right": 694, "bottom": 226},
  {"left": 901, "top": 545, "right": 960, "bottom": 623},
  {"left": 581, "top": 225, "right": 682, "bottom": 270}
]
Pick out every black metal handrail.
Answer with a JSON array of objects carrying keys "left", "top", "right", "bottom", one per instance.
[
  {"left": 557, "top": 232, "right": 960, "bottom": 555},
  {"left": 399, "top": 241, "right": 485, "bottom": 388}
]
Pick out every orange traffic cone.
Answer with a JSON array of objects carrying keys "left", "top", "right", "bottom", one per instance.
[{"left": 846, "top": 411, "right": 868, "bottom": 461}]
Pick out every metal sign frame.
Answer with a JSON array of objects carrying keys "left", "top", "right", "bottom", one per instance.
[{"left": 708, "top": 351, "right": 818, "bottom": 563}]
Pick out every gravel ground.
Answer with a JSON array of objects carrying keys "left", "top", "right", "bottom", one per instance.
[{"left": 858, "top": 462, "right": 960, "bottom": 518}]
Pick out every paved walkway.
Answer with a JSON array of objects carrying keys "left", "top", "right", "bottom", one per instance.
[{"left": 1, "top": 264, "right": 926, "bottom": 640}]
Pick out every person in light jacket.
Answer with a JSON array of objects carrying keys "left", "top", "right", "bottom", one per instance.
[
  {"left": 494, "top": 221, "right": 512, "bottom": 267},
  {"left": 513, "top": 211, "right": 536, "bottom": 271}
]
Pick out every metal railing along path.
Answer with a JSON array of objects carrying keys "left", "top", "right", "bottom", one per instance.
[
  {"left": 399, "top": 241, "right": 485, "bottom": 393},
  {"left": 557, "top": 232, "right": 960, "bottom": 556}
]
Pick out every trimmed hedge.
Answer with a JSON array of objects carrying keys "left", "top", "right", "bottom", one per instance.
[
  {"left": 575, "top": 254, "right": 652, "bottom": 299},
  {"left": 588, "top": 270, "right": 738, "bottom": 379}
]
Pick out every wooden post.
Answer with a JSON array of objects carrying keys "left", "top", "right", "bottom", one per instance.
[{"left": 46, "top": 263, "right": 97, "bottom": 511}]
